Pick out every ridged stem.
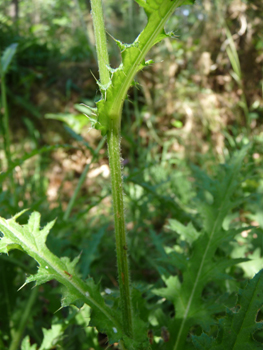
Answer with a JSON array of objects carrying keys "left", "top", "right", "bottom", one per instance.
[
  {"left": 107, "top": 119, "right": 133, "bottom": 337},
  {"left": 90, "top": 0, "right": 110, "bottom": 86},
  {"left": 90, "top": 0, "right": 133, "bottom": 337}
]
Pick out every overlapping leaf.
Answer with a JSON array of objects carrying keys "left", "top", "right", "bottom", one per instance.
[{"left": 153, "top": 146, "right": 251, "bottom": 349}]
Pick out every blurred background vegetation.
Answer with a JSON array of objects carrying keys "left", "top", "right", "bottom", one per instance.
[{"left": 0, "top": 0, "right": 263, "bottom": 349}]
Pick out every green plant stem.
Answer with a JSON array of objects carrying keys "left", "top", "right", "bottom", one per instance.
[
  {"left": 63, "top": 136, "right": 106, "bottom": 220},
  {"left": 9, "top": 287, "right": 38, "bottom": 350},
  {"left": 90, "top": 0, "right": 134, "bottom": 337},
  {"left": 90, "top": 0, "right": 110, "bottom": 86},
  {"left": 107, "top": 119, "right": 133, "bottom": 337}
]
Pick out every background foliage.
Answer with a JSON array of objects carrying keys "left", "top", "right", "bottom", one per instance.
[{"left": 0, "top": 0, "right": 263, "bottom": 349}]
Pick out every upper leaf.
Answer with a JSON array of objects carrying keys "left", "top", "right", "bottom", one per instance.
[{"left": 91, "top": 0, "right": 195, "bottom": 135}]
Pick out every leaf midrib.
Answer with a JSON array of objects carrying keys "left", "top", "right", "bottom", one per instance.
[
  {"left": 173, "top": 174, "right": 235, "bottom": 350},
  {"left": 0, "top": 219, "right": 123, "bottom": 332},
  {"left": 109, "top": 0, "right": 185, "bottom": 118},
  {"left": 232, "top": 275, "right": 262, "bottom": 350}
]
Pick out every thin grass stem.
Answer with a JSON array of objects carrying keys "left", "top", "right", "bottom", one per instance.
[{"left": 9, "top": 287, "right": 38, "bottom": 350}]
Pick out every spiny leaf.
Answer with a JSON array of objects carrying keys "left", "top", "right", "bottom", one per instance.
[
  {"left": 0, "top": 212, "right": 125, "bottom": 344},
  {"left": 93, "top": 0, "right": 195, "bottom": 135},
  {"left": 193, "top": 269, "right": 263, "bottom": 350},
  {"left": 152, "top": 146, "right": 250, "bottom": 349},
  {"left": 217, "top": 269, "right": 263, "bottom": 349}
]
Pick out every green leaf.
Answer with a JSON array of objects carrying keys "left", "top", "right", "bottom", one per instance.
[
  {"left": 0, "top": 43, "right": 18, "bottom": 76},
  {"left": 217, "top": 269, "right": 263, "bottom": 349},
  {"left": 193, "top": 269, "right": 263, "bottom": 350},
  {"left": 93, "top": 0, "right": 195, "bottom": 135},
  {"left": 45, "top": 112, "right": 90, "bottom": 134},
  {"left": 39, "top": 324, "right": 63, "bottom": 350},
  {"left": 0, "top": 212, "right": 125, "bottom": 344},
  {"left": 166, "top": 219, "right": 200, "bottom": 245},
  {"left": 21, "top": 336, "right": 37, "bottom": 350},
  {"left": 192, "top": 333, "right": 215, "bottom": 350},
  {"left": 21, "top": 325, "right": 63, "bottom": 350},
  {"left": 152, "top": 146, "right": 250, "bottom": 349}
]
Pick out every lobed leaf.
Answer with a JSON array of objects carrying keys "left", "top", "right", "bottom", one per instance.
[
  {"left": 152, "top": 146, "right": 251, "bottom": 349},
  {"left": 91, "top": 0, "right": 195, "bottom": 135},
  {"left": 39, "top": 324, "right": 63, "bottom": 350},
  {"left": 21, "top": 324, "right": 63, "bottom": 350},
  {"left": 166, "top": 219, "right": 200, "bottom": 245},
  {"left": 0, "top": 211, "right": 125, "bottom": 344},
  {"left": 21, "top": 336, "right": 37, "bottom": 350},
  {"left": 193, "top": 269, "right": 263, "bottom": 350}
]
